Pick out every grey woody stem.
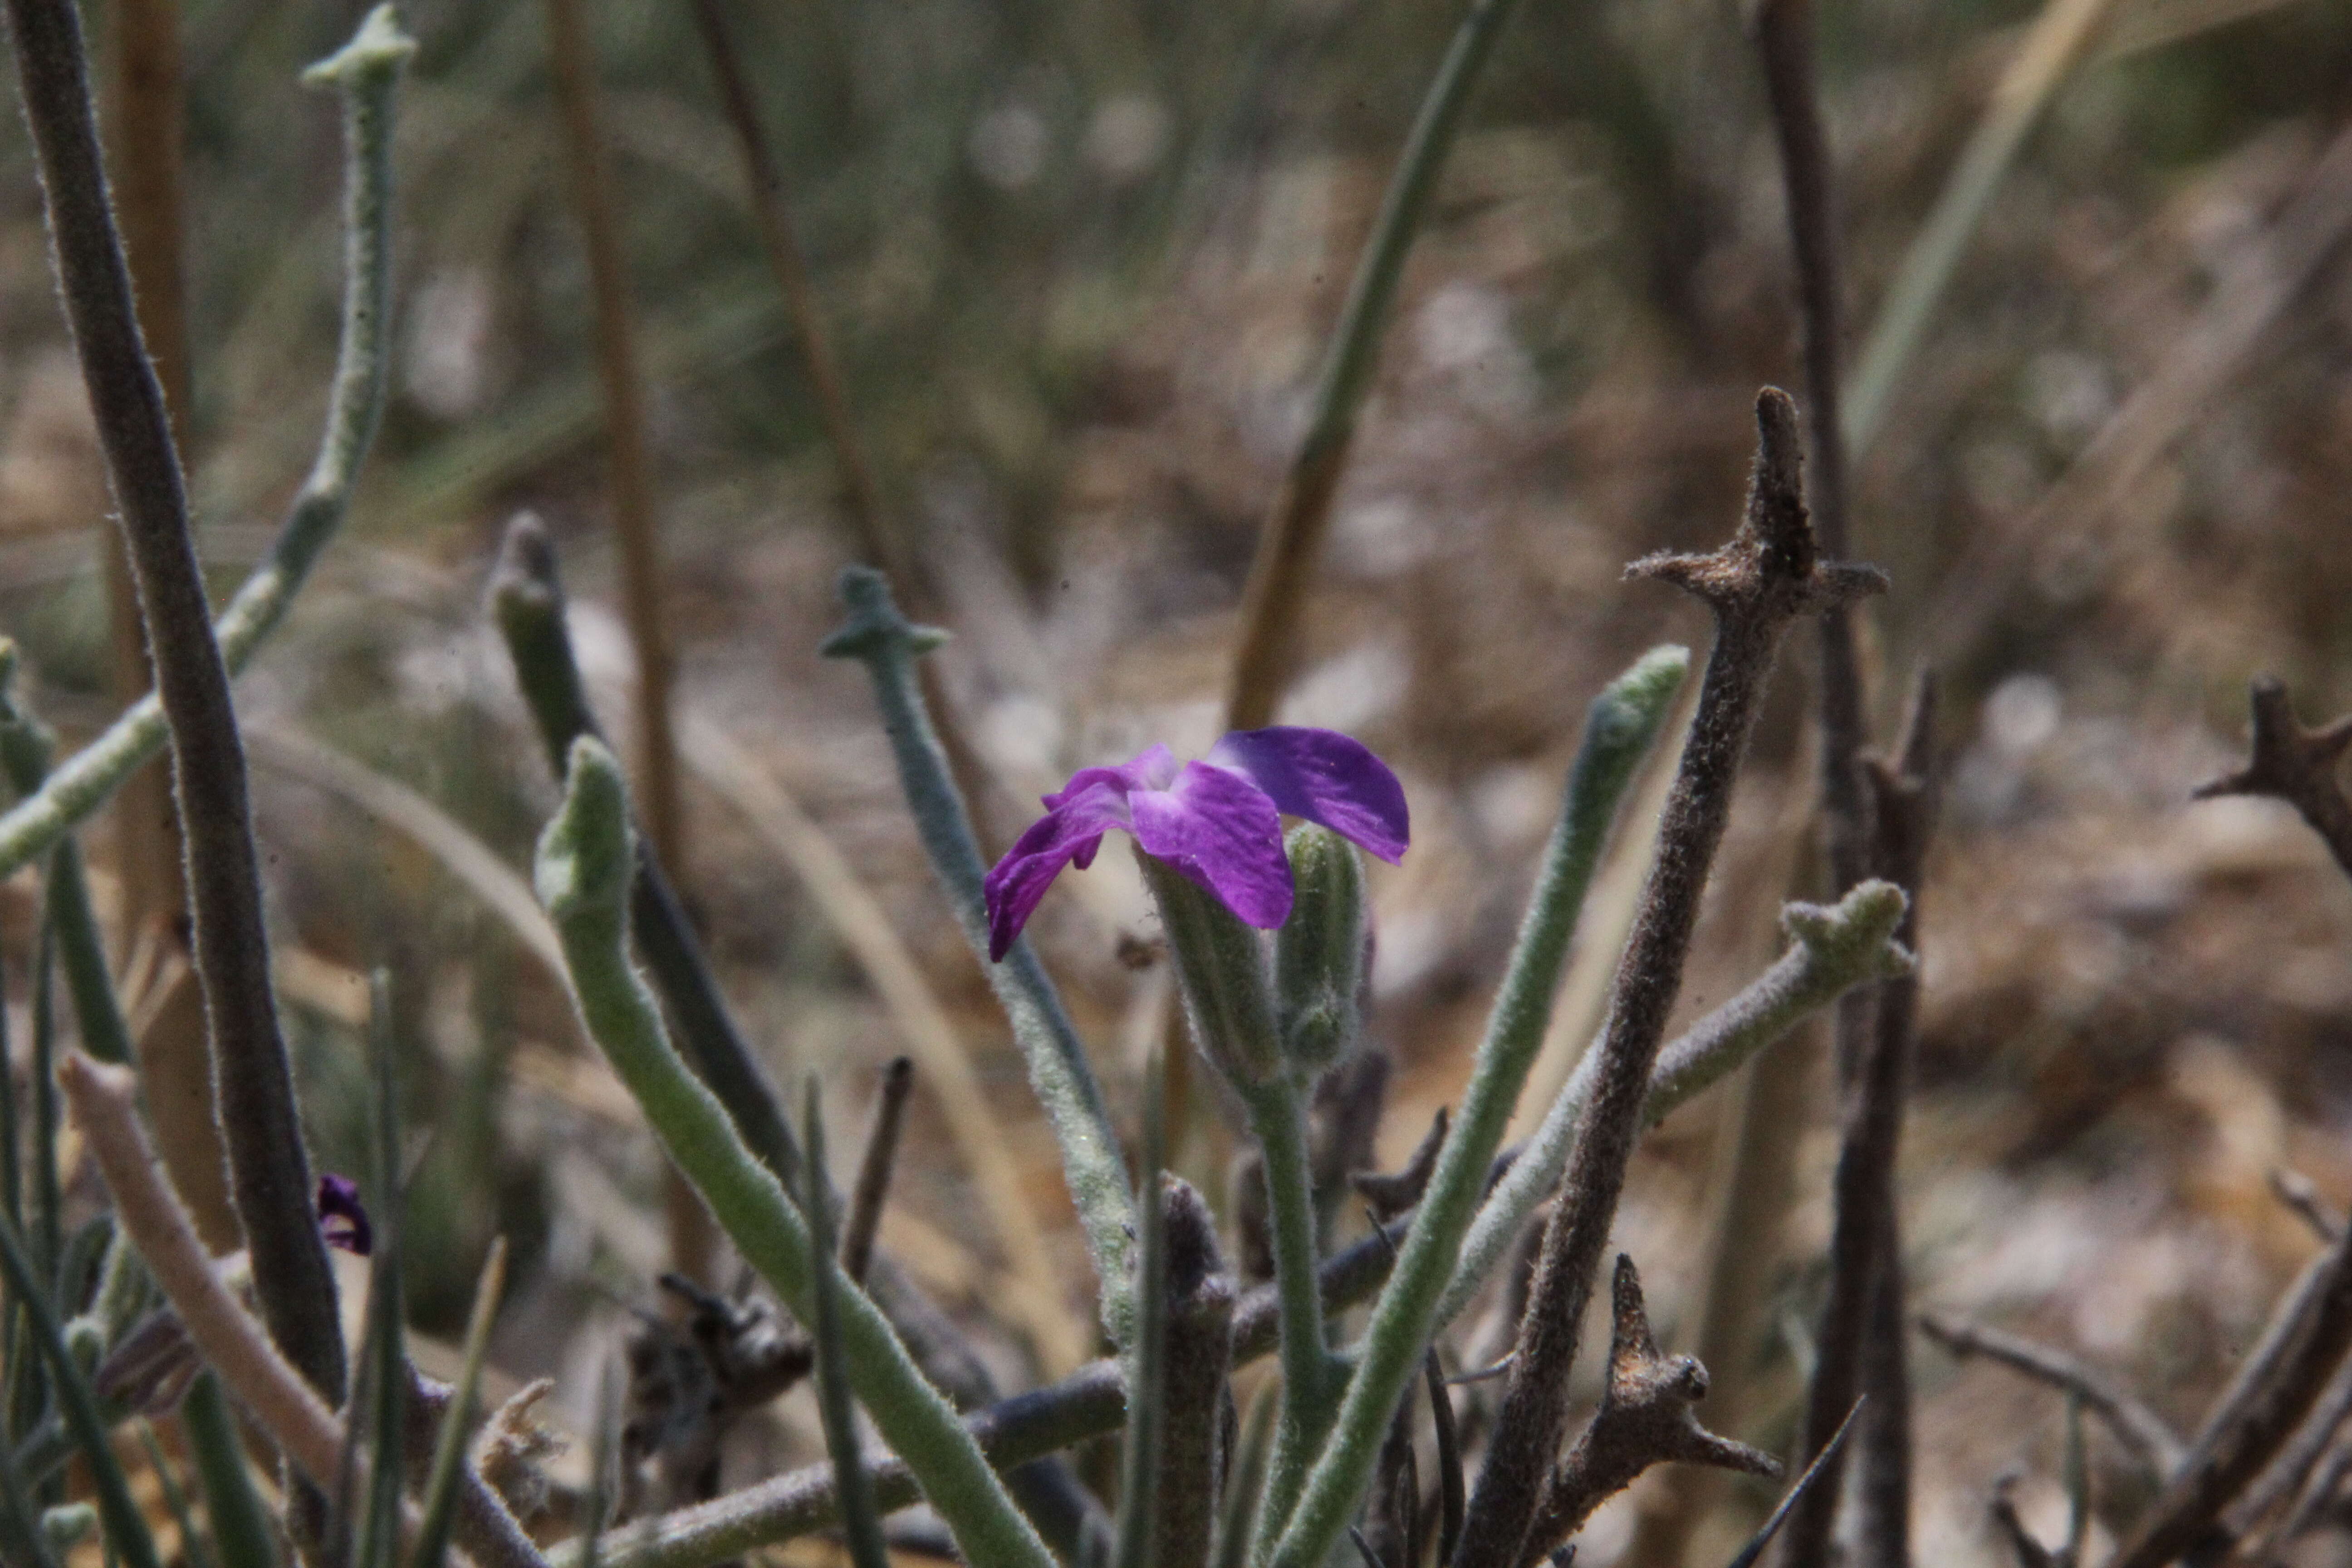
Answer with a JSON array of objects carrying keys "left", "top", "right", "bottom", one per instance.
[
  {"left": 1781, "top": 673, "right": 1940, "bottom": 1568},
  {"left": 1448, "top": 389, "right": 1883, "bottom": 1568},
  {"left": 0, "top": 0, "right": 416, "bottom": 1418}
]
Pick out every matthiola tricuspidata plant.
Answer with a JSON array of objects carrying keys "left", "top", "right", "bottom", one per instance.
[{"left": 980, "top": 726, "right": 1410, "bottom": 961}]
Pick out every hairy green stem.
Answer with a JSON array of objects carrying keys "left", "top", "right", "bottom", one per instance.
[
  {"left": 823, "top": 568, "right": 1135, "bottom": 1334},
  {"left": 491, "top": 514, "right": 802, "bottom": 1187},
  {"left": 182, "top": 1374, "right": 280, "bottom": 1568},
  {"left": 0, "top": 650, "right": 132, "bottom": 1068},
  {"left": 549, "top": 933, "right": 1855, "bottom": 1568},
  {"left": 535, "top": 738, "right": 1056, "bottom": 1568},
  {"left": 1237, "top": 1075, "right": 1338, "bottom": 1560},
  {"left": 0, "top": 4, "right": 407, "bottom": 886},
  {"left": 1261, "top": 645, "right": 1688, "bottom": 1568}
]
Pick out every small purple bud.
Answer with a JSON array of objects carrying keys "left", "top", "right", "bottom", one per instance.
[{"left": 317, "top": 1173, "right": 372, "bottom": 1256}]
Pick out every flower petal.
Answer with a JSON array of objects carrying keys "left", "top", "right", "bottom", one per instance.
[
  {"left": 983, "top": 781, "right": 1131, "bottom": 960},
  {"left": 1045, "top": 745, "right": 1179, "bottom": 810},
  {"left": 316, "top": 1173, "right": 372, "bottom": 1257},
  {"left": 1205, "top": 727, "right": 1410, "bottom": 863},
  {"left": 1129, "top": 761, "right": 1294, "bottom": 928}
]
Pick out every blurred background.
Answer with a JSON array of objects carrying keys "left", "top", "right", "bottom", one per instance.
[{"left": 5, "top": 0, "right": 2352, "bottom": 1559}]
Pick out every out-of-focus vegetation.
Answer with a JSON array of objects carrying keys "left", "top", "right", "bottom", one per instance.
[{"left": 3, "top": 0, "right": 2352, "bottom": 1559}]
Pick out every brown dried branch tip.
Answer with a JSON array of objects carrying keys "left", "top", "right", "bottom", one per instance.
[
  {"left": 1624, "top": 388, "right": 1886, "bottom": 620},
  {"left": 1353, "top": 1106, "right": 1449, "bottom": 1221},
  {"left": 1989, "top": 1472, "right": 2062, "bottom": 1568},
  {"left": 2195, "top": 678, "right": 2352, "bottom": 879},
  {"left": 1514, "top": 1256, "right": 1779, "bottom": 1567}
]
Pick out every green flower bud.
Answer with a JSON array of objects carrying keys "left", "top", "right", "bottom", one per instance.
[
  {"left": 63, "top": 1313, "right": 103, "bottom": 1374},
  {"left": 1274, "top": 825, "right": 1367, "bottom": 1076},
  {"left": 1137, "top": 850, "right": 1283, "bottom": 1087},
  {"left": 41, "top": 1503, "right": 95, "bottom": 1554},
  {"left": 535, "top": 736, "right": 636, "bottom": 943}
]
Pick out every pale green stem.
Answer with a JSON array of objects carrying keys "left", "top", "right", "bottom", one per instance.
[
  {"left": 1434, "top": 879, "right": 1914, "bottom": 1331},
  {"left": 1260, "top": 646, "right": 1689, "bottom": 1568},
  {"left": 1301, "top": 0, "right": 1529, "bottom": 449},
  {"left": 534, "top": 737, "right": 1057, "bottom": 1568},
  {"left": 1225, "top": 0, "right": 1555, "bottom": 727},
  {"left": 0, "top": 646, "right": 132, "bottom": 1067},
  {"left": 1237, "top": 1075, "right": 1339, "bottom": 1563},
  {"left": 822, "top": 568, "right": 1137, "bottom": 1339},
  {"left": 0, "top": 6, "right": 405, "bottom": 885}
]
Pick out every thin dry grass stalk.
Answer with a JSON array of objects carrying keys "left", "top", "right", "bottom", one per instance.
[
  {"left": 1779, "top": 676, "right": 1941, "bottom": 1568},
  {"left": 539, "top": 0, "right": 683, "bottom": 877},
  {"left": 99, "top": 0, "right": 187, "bottom": 946}
]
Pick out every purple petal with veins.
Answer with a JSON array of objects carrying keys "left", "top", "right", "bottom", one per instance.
[
  {"left": 980, "top": 726, "right": 1411, "bottom": 958},
  {"left": 982, "top": 781, "right": 1133, "bottom": 960},
  {"left": 1205, "top": 727, "right": 1410, "bottom": 863},
  {"left": 1129, "top": 760, "right": 1294, "bottom": 928}
]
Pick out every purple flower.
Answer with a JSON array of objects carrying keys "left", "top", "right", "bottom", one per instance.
[
  {"left": 317, "top": 1173, "right": 372, "bottom": 1257},
  {"left": 983, "top": 726, "right": 1408, "bottom": 960}
]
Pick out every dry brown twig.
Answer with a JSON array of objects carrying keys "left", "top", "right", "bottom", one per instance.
[
  {"left": 1514, "top": 1256, "right": 1781, "bottom": 1568},
  {"left": 1450, "top": 388, "right": 1884, "bottom": 1568},
  {"left": 1353, "top": 1106, "right": 1449, "bottom": 1221},
  {"left": 2222, "top": 1351, "right": 2352, "bottom": 1554},
  {"left": 1916, "top": 1313, "right": 2185, "bottom": 1479},
  {"left": 843, "top": 1056, "right": 915, "bottom": 1289},
  {"left": 2106, "top": 1218, "right": 2352, "bottom": 1568},
  {"left": 2195, "top": 678, "right": 2352, "bottom": 881},
  {"left": 1154, "top": 1178, "right": 1237, "bottom": 1568},
  {"left": 1781, "top": 673, "right": 1943, "bottom": 1567},
  {"left": 2271, "top": 1168, "right": 2344, "bottom": 1246},
  {"left": 539, "top": 0, "right": 682, "bottom": 876}
]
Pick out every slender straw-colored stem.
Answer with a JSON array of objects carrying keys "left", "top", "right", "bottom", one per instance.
[
  {"left": 686, "top": 0, "right": 890, "bottom": 570},
  {"left": 100, "top": 0, "right": 186, "bottom": 943},
  {"left": 1842, "top": 0, "right": 2118, "bottom": 455},
  {"left": 540, "top": 0, "right": 682, "bottom": 877}
]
